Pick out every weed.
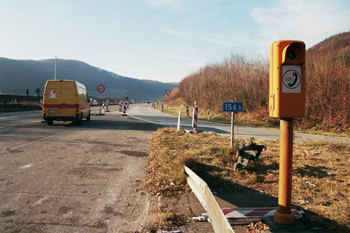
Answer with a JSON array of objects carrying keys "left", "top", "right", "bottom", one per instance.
[{"left": 142, "top": 207, "right": 188, "bottom": 232}]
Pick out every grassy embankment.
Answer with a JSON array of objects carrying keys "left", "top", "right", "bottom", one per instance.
[{"left": 143, "top": 128, "right": 350, "bottom": 232}]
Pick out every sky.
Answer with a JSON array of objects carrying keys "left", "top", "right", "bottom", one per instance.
[{"left": 1, "top": 0, "right": 350, "bottom": 83}]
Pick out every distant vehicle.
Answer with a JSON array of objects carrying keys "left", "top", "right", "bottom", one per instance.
[{"left": 42, "top": 80, "right": 91, "bottom": 125}]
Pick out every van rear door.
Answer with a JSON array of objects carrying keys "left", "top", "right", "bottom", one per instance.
[
  {"left": 45, "top": 81, "right": 61, "bottom": 116},
  {"left": 60, "top": 81, "right": 77, "bottom": 117}
]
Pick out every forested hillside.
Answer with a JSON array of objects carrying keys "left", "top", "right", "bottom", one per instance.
[
  {"left": 163, "top": 32, "right": 350, "bottom": 132},
  {"left": 0, "top": 58, "right": 177, "bottom": 101}
]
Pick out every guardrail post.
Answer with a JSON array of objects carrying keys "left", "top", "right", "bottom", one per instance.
[{"left": 177, "top": 111, "right": 181, "bottom": 131}]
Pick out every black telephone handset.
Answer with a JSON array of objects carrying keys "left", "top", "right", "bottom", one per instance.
[{"left": 288, "top": 72, "right": 298, "bottom": 87}]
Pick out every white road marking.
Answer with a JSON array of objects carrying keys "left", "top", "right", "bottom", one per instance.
[{"left": 0, "top": 116, "right": 20, "bottom": 120}]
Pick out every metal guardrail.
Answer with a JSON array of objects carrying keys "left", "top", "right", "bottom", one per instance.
[{"left": 185, "top": 166, "right": 234, "bottom": 233}]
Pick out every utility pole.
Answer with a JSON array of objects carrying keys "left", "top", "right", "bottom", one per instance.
[{"left": 54, "top": 56, "right": 57, "bottom": 80}]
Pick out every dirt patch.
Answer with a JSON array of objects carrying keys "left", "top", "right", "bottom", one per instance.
[
  {"left": 102, "top": 206, "right": 123, "bottom": 216},
  {"left": 68, "top": 166, "right": 123, "bottom": 179},
  {"left": 1, "top": 210, "right": 16, "bottom": 217},
  {"left": 57, "top": 206, "right": 72, "bottom": 215},
  {"left": 120, "top": 150, "right": 148, "bottom": 157}
]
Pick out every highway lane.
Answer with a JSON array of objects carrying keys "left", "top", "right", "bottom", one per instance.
[
  {"left": 0, "top": 111, "right": 42, "bottom": 128},
  {"left": 1, "top": 104, "right": 349, "bottom": 143},
  {"left": 128, "top": 103, "right": 350, "bottom": 144},
  {"left": 0, "top": 106, "right": 117, "bottom": 128}
]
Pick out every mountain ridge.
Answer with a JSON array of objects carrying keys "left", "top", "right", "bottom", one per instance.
[
  {"left": 308, "top": 31, "right": 350, "bottom": 56},
  {"left": 0, "top": 57, "right": 177, "bottom": 100}
]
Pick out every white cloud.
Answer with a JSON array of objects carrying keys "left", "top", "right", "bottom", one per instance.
[{"left": 251, "top": 0, "right": 350, "bottom": 53}]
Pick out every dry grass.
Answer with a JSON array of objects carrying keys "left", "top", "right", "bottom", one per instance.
[
  {"left": 142, "top": 207, "right": 188, "bottom": 233},
  {"left": 162, "top": 47, "right": 350, "bottom": 133},
  {"left": 158, "top": 103, "right": 233, "bottom": 124},
  {"left": 144, "top": 128, "right": 350, "bottom": 232},
  {"left": 143, "top": 128, "right": 231, "bottom": 196}
]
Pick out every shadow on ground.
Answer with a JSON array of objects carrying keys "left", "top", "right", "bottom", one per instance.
[{"left": 186, "top": 160, "right": 349, "bottom": 233}]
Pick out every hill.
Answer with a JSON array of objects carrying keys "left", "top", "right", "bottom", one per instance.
[
  {"left": 0, "top": 57, "right": 177, "bottom": 101},
  {"left": 163, "top": 31, "right": 350, "bottom": 132},
  {"left": 308, "top": 31, "right": 350, "bottom": 56}
]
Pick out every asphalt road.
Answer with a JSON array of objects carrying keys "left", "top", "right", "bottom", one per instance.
[
  {"left": 2, "top": 104, "right": 348, "bottom": 144},
  {"left": 0, "top": 106, "right": 159, "bottom": 233},
  {"left": 128, "top": 103, "right": 350, "bottom": 144}
]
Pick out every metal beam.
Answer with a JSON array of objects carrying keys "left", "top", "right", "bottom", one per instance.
[{"left": 185, "top": 166, "right": 234, "bottom": 233}]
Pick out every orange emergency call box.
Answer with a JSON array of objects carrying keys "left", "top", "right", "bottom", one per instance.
[{"left": 269, "top": 40, "right": 306, "bottom": 118}]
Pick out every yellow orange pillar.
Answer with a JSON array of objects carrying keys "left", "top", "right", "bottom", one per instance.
[{"left": 274, "top": 117, "right": 295, "bottom": 224}]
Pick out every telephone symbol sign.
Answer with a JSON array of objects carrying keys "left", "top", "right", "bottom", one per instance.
[{"left": 282, "top": 65, "right": 302, "bottom": 93}]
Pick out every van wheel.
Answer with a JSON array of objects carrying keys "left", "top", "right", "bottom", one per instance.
[
  {"left": 47, "top": 120, "right": 53, "bottom": 125},
  {"left": 86, "top": 112, "right": 91, "bottom": 121},
  {"left": 77, "top": 115, "right": 83, "bottom": 125}
]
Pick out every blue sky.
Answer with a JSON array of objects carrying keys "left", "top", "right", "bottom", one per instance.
[{"left": 1, "top": 0, "right": 350, "bottom": 83}]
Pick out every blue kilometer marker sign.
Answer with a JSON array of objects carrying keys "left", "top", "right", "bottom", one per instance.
[{"left": 223, "top": 102, "right": 243, "bottom": 112}]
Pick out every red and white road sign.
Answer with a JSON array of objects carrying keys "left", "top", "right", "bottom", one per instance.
[
  {"left": 192, "top": 101, "right": 198, "bottom": 130},
  {"left": 122, "top": 101, "right": 127, "bottom": 115},
  {"left": 222, "top": 208, "right": 302, "bottom": 220},
  {"left": 165, "top": 90, "right": 171, "bottom": 96},
  {"left": 97, "top": 84, "right": 105, "bottom": 93},
  {"left": 195, "top": 208, "right": 303, "bottom": 224}
]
